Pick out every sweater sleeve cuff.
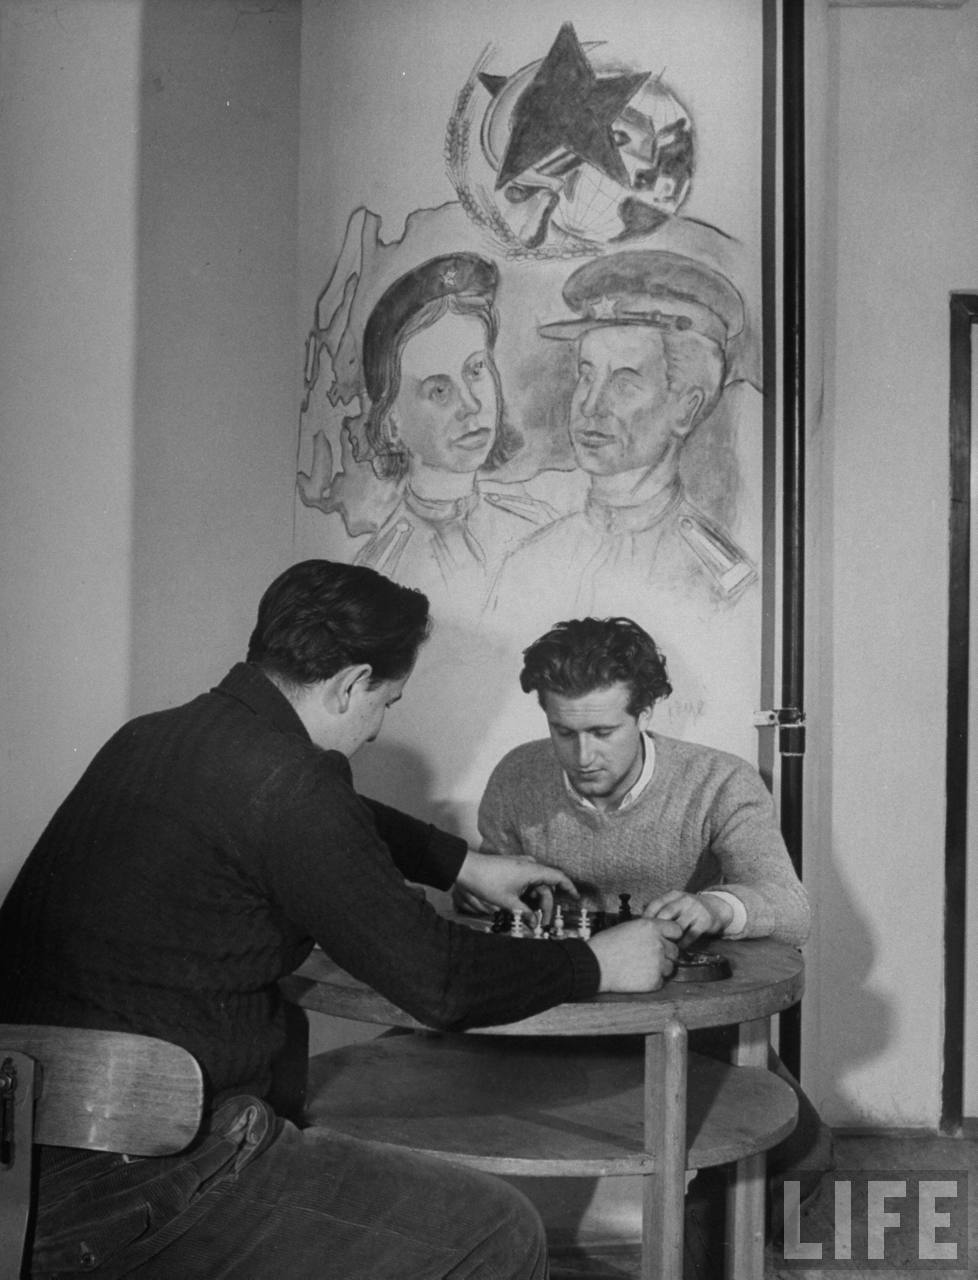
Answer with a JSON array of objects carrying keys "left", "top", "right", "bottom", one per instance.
[
  {"left": 701, "top": 889, "right": 748, "bottom": 937},
  {"left": 423, "top": 825, "right": 469, "bottom": 891},
  {"left": 560, "top": 938, "right": 602, "bottom": 998}
]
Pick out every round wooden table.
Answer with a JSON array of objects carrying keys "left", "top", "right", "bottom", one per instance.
[{"left": 281, "top": 936, "right": 803, "bottom": 1280}]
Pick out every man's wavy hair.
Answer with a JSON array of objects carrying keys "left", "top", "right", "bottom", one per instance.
[
  {"left": 519, "top": 617, "right": 672, "bottom": 718},
  {"left": 247, "top": 560, "right": 430, "bottom": 692}
]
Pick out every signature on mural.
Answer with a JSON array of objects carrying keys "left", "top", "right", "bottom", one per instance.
[{"left": 297, "top": 21, "right": 759, "bottom": 627}]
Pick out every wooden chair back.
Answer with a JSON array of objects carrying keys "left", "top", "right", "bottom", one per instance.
[{"left": 0, "top": 1025, "right": 204, "bottom": 1280}]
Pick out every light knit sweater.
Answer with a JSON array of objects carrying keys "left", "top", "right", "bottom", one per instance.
[{"left": 478, "top": 733, "right": 811, "bottom": 947}]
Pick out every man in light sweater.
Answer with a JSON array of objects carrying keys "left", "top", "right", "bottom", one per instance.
[
  {"left": 468, "top": 615, "right": 830, "bottom": 1264},
  {"left": 475, "top": 615, "right": 810, "bottom": 945}
]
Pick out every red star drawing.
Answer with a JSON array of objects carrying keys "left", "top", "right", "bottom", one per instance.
[{"left": 490, "top": 23, "right": 649, "bottom": 190}]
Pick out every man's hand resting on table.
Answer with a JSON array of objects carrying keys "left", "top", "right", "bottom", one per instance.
[
  {"left": 454, "top": 851, "right": 578, "bottom": 924},
  {"left": 587, "top": 915, "right": 684, "bottom": 992},
  {"left": 644, "top": 889, "right": 734, "bottom": 944}
]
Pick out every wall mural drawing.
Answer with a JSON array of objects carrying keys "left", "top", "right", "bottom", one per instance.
[
  {"left": 353, "top": 252, "right": 556, "bottom": 595},
  {"left": 296, "top": 7, "right": 767, "bottom": 835},
  {"left": 488, "top": 248, "right": 755, "bottom": 618},
  {"left": 454, "top": 22, "right": 689, "bottom": 251}
]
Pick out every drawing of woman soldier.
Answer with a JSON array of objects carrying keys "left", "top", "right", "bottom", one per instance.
[{"left": 353, "top": 252, "right": 555, "bottom": 609}]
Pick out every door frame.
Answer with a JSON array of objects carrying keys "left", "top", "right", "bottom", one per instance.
[{"left": 943, "top": 292, "right": 978, "bottom": 1133}]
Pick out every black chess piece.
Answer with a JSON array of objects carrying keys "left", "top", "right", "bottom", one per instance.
[{"left": 491, "top": 909, "right": 513, "bottom": 934}]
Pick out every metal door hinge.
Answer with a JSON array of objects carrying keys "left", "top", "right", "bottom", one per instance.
[{"left": 752, "top": 707, "right": 806, "bottom": 757}]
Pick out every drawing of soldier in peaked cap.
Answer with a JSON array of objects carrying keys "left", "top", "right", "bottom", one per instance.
[
  {"left": 350, "top": 251, "right": 556, "bottom": 612},
  {"left": 487, "top": 249, "right": 757, "bottom": 629}
]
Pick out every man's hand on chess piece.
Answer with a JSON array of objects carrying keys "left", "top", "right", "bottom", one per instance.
[
  {"left": 587, "top": 915, "right": 684, "bottom": 992},
  {"left": 451, "top": 881, "right": 495, "bottom": 918},
  {"left": 644, "top": 890, "right": 734, "bottom": 943},
  {"left": 453, "top": 851, "right": 578, "bottom": 925}
]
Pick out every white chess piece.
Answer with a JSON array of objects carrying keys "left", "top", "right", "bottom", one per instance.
[{"left": 552, "top": 904, "right": 565, "bottom": 939}]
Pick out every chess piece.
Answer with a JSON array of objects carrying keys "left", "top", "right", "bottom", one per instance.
[
  {"left": 491, "top": 909, "right": 512, "bottom": 934},
  {"left": 551, "top": 904, "right": 565, "bottom": 938}
]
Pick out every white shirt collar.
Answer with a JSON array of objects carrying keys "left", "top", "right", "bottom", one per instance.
[{"left": 562, "top": 733, "right": 656, "bottom": 813}]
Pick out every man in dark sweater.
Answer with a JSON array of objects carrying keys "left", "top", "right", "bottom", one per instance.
[{"left": 0, "top": 559, "right": 682, "bottom": 1279}]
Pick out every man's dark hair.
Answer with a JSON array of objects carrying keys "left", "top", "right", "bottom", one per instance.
[
  {"left": 247, "top": 560, "right": 430, "bottom": 690},
  {"left": 519, "top": 617, "right": 672, "bottom": 717}
]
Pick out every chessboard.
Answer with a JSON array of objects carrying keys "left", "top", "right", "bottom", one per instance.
[
  {"left": 469, "top": 898, "right": 732, "bottom": 981},
  {"left": 481, "top": 894, "right": 635, "bottom": 941}
]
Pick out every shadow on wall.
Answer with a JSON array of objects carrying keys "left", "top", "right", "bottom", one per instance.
[
  {"left": 493, "top": 853, "right": 894, "bottom": 1249},
  {"left": 814, "top": 839, "right": 895, "bottom": 1125},
  {"left": 350, "top": 616, "right": 536, "bottom": 842},
  {"left": 352, "top": 739, "right": 442, "bottom": 824}
]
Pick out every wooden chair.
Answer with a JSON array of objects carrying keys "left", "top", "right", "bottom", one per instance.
[{"left": 0, "top": 1025, "right": 204, "bottom": 1280}]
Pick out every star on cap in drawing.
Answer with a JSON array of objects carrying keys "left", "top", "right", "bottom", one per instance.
[
  {"left": 591, "top": 295, "right": 619, "bottom": 321},
  {"left": 539, "top": 250, "right": 745, "bottom": 349},
  {"left": 362, "top": 253, "right": 499, "bottom": 404}
]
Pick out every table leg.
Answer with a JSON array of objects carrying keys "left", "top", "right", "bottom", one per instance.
[
  {"left": 725, "top": 1016, "right": 770, "bottom": 1279},
  {"left": 643, "top": 1019, "right": 687, "bottom": 1280}
]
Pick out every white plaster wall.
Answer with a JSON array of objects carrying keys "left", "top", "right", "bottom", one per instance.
[
  {"left": 0, "top": 0, "right": 300, "bottom": 899},
  {"left": 296, "top": 0, "right": 978, "bottom": 1124},
  {"left": 130, "top": 0, "right": 300, "bottom": 716},
  {"left": 2, "top": 0, "right": 975, "bottom": 1130},
  {"left": 0, "top": 0, "right": 141, "bottom": 900},
  {"left": 804, "top": 0, "right": 978, "bottom": 1127},
  {"left": 294, "top": 0, "right": 769, "bottom": 1063}
]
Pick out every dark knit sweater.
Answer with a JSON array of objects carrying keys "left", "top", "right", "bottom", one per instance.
[{"left": 0, "top": 664, "right": 599, "bottom": 1099}]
